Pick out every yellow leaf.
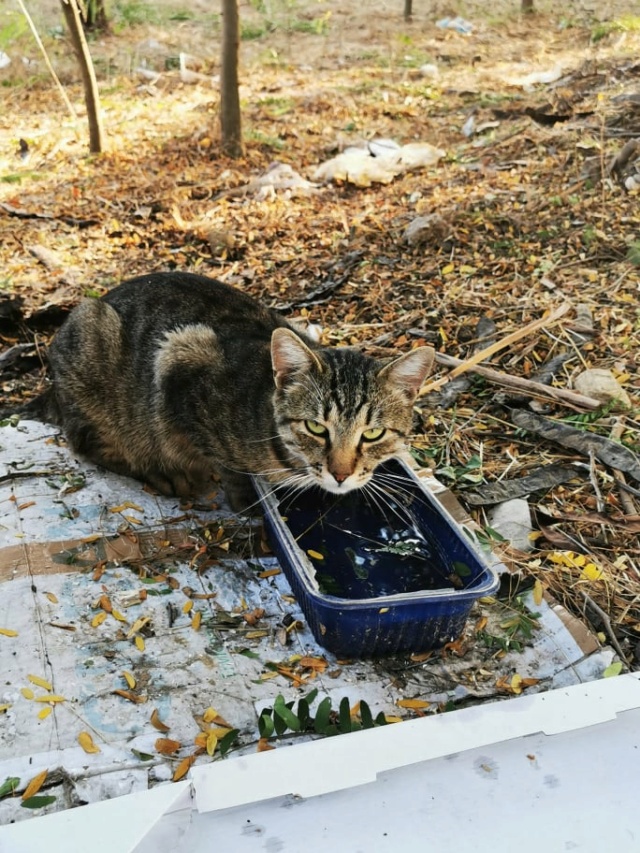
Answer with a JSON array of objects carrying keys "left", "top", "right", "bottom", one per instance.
[
  {"left": 123, "top": 514, "right": 143, "bottom": 525},
  {"left": 0, "top": 628, "right": 18, "bottom": 637},
  {"left": 127, "top": 616, "right": 150, "bottom": 638},
  {"left": 150, "top": 708, "right": 170, "bottom": 733},
  {"left": 109, "top": 502, "right": 144, "bottom": 513},
  {"left": 441, "top": 263, "right": 454, "bottom": 275},
  {"left": 182, "top": 600, "right": 193, "bottom": 614},
  {"left": 258, "top": 568, "right": 281, "bottom": 578},
  {"left": 34, "top": 695, "right": 66, "bottom": 704},
  {"left": 206, "top": 731, "right": 218, "bottom": 756},
  {"left": 307, "top": 549, "right": 324, "bottom": 561},
  {"left": 511, "top": 674, "right": 523, "bottom": 695},
  {"left": 581, "top": 563, "right": 603, "bottom": 581},
  {"left": 191, "top": 611, "right": 202, "bottom": 631},
  {"left": 78, "top": 731, "right": 101, "bottom": 754},
  {"left": 172, "top": 754, "right": 196, "bottom": 782},
  {"left": 111, "top": 610, "right": 128, "bottom": 623},
  {"left": 91, "top": 612, "right": 107, "bottom": 628},
  {"left": 0, "top": 704, "right": 11, "bottom": 713},
  {"left": 397, "top": 698, "right": 430, "bottom": 710},
  {"left": 38, "top": 707, "right": 52, "bottom": 720},
  {"left": 202, "top": 707, "right": 218, "bottom": 723},
  {"left": 28, "top": 674, "right": 53, "bottom": 691},
  {"left": 22, "top": 770, "right": 48, "bottom": 801},
  {"left": 21, "top": 688, "right": 35, "bottom": 700},
  {"left": 532, "top": 579, "right": 543, "bottom": 606},
  {"left": 135, "top": 635, "right": 145, "bottom": 652},
  {"left": 122, "top": 671, "right": 136, "bottom": 689},
  {"left": 384, "top": 715, "right": 403, "bottom": 724},
  {"left": 45, "top": 592, "right": 59, "bottom": 604}
]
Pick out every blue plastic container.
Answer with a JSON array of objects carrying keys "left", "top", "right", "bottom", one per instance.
[{"left": 254, "top": 458, "right": 501, "bottom": 657}]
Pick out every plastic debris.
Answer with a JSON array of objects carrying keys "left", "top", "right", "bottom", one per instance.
[
  {"left": 314, "top": 140, "right": 445, "bottom": 187},
  {"left": 436, "top": 17, "right": 474, "bottom": 35}
]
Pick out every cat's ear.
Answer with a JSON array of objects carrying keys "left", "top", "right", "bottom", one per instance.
[
  {"left": 378, "top": 346, "right": 435, "bottom": 399},
  {"left": 271, "top": 328, "right": 323, "bottom": 389}
]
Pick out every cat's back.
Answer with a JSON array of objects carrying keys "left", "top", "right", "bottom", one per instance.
[{"left": 102, "top": 272, "right": 287, "bottom": 341}]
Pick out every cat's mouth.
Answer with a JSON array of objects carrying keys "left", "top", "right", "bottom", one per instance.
[{"left": 318, "top": 471, "right": 371, "bottom": 494}]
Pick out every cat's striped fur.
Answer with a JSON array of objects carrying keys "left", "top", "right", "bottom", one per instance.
[{"left": 28, "top": 272, "right": 434, "bottom": 512}]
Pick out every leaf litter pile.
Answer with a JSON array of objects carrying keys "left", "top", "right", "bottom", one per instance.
[{"left": 1, "top": 0, "right": 640, "bottom": 805}]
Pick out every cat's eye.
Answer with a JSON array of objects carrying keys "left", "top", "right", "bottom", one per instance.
[
  {"left": 305, "top": 419, "right": 328, "bottom": 437},
  {"left": 362, "top": 427, "right": 386, "bottom": 442}
]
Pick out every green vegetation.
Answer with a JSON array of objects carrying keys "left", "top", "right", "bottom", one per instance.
[{"left": 592, "top": 15, "right": 640, "bottom": 42}]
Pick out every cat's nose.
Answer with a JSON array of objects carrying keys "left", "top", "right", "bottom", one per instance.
[{"left": 331, "top": 470, "right": 350, "bottom": 484}]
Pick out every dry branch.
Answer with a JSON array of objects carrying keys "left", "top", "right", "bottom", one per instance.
[{"left": 425, "top": 352, "right": 602, "bottom": 411}]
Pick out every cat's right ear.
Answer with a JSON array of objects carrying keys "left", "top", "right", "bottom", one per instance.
[{"left": 271, "top": 328, "right": 323, "bottom": 389}]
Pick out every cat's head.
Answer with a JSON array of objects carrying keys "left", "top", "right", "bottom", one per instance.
[{"left": 270, "top": 328, "right": 434, "bottom": 494}]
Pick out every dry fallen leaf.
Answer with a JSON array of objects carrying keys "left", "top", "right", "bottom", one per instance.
[
  {"left": 155, "top": 737, "right": 181, "bottom": 755},
  {"left": 257, "top": 738, "right": 275, "bottom": 752},
  {"left": 112, "top": 689, "right": 146, "bottom": 704},
  {"left": 34, "top": 695, "right": 66, "bottom": 704},
  {"left": 0, "top": 628, "right": 18, "bottom": 637},
  {"left": 0, "top": 704, "right": 11, "bottom": 714},
  {"left": 127, "top": 616, "right": 150, "bottom": 638},
  {"left": 91, "top": 612, "right": 107, "bottom": 628},
  {"left": 20, "top": 688, "right": 34, "bottom": 700},
  {"left": 78, "top": 731, "right": 101, "bottom": 754},
  {"left": 38, "top": 707, "right": 52, "bottom": 720},
  {"left": 135, "top": 635, "right": 145, "bottom": 651},
  {"left": 22, "top": 770, "right": 48, "bottom": 801},
  {"left": 191, "top": 611, "right": 202, "bottom": 631},
  {"left": 44, "top": 592, "right": 58, "bottom": 604},
  {"left": 396, "top": 698, "right": 430, "bottom": 710},
  {"left": 182, "top": 600, "right": 194, "bottom": 614},
  {"left": 172, "top": 754, "right": 196, "bottom": 782},
  {"left": 150, "top": 708, "right": 170, "bottom": 733}
]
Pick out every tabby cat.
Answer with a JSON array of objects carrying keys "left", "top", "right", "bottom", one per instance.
[{"left": 26, "top": 272, "right": 434, "bottom": 512}]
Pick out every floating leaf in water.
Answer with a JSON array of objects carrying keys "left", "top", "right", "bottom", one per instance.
[
  {"left": 307, "top": 549, "right": 324, "bottom": 561},
  {"left": 452, "top": 561, "right": 472, "bottom": 578}
]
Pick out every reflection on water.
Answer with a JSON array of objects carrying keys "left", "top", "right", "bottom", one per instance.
[{"left": 277, "top": 486, "right": 467, "bottom": 599}]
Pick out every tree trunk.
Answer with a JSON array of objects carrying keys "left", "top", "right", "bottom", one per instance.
[
  {"left": 60, "top": 0, "right": 104, "bottom": 153},
  {"left": 404, "top": 0, "right": 413, "bottom": 21},
  {"left": 220, "top": 0, "right": 244, "bottom": 159}
]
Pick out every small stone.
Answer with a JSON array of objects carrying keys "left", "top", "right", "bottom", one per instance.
[{"left": 574, "top": 369, "right": 631, "bottom": 410}]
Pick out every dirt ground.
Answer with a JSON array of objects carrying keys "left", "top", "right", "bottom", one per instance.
[{"left": 1, "top": 1, "right": 640, "bottom": 662}]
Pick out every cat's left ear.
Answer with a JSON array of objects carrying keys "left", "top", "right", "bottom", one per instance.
[
  {"left": 378, "top": 346, "right": 435, "bottom": 399},
  {"left": 271, "top": 328, "right": 323, "bottom": 389}
]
